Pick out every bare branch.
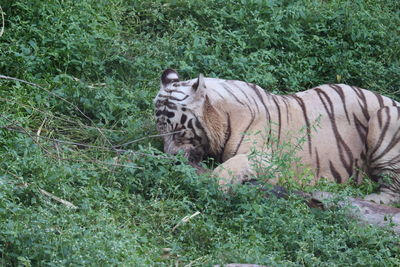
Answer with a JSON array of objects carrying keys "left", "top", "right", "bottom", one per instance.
[
  {"left": 38, "top": 189, "right": 78, "bottom": 209},
  {"left": 113, "top": 130, "right": 185, "bottom": 148},
  {"left": 172, "top": 211, "right": 201, "bottom": 232}
]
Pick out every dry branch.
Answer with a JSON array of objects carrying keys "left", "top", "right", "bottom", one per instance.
[
  {"left": 172, "top": 211, "right": 201, "bottom": 232},
  {"left": 113, "top": 130, "right": 185, "bottom": 148},
  {"left": 38, "top": 188, "right": 78, "bottom": 209}
]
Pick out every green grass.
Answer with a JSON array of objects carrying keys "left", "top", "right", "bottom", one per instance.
[{"left": 1, "top": 0, "right": 400, "bottom": 265}]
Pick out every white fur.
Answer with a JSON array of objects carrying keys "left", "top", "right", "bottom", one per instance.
[{"left": 167, "top": 73, "right": 179, "bottom": 80}]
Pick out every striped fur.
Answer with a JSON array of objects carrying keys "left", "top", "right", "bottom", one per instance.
[{"left": 154, "top": 69, "right": 400, "bottom": 204}]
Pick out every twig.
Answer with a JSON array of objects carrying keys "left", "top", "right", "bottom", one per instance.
[
  {"left": 36, "top": 117, "right": 46, "bottom": 141},
  {"left": 113, "top": 130, "right": 185, "bottom": 148},
  {"left": 172, "top": 211, "right": 201, "bottom": 232},
  {"left": 38, "top": 188, "right": 78, "bottom": 209},
  {"left": 0, "top": 74, "right": 112, "bottom": 145}
]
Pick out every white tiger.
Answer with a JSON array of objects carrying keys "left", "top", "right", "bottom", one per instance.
[{"left": 154, "top": 69, "right": 400, "bottom": 204}]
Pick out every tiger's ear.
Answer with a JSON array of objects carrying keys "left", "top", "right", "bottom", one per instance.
[
  {"left": 161, "top": 69, "right": 179, "bottom": 87},
  {"left": 202, "top": 95, "right": 226, "bottom": 155},
  {"left": 192, "top": 73, "right": 205, "bottom": 92},
  {"left": 192, "top": 73, "right": 207, "bottom": 102}
]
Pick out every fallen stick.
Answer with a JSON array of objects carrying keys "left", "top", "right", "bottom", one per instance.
[
  {"left": 38, "top": 188, "right": 78, "bottom": 209},
  {"left": 172, "top": 211, "right": 201, "bottom": 232}
]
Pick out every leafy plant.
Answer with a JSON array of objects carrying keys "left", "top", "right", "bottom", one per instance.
[{"left": 1, "top": 0, "right": 400, "bottom": 265}]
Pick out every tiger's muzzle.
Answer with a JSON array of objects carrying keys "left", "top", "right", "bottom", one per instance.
[{"left": 163, "top": 137, "right": 205, "bottom": 164}]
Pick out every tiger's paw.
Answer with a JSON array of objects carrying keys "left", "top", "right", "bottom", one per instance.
[{"left": 212, "top": 154, "right": 253, "bottom": 192}]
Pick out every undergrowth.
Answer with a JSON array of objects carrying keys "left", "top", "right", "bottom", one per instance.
[{"left": 1, "top": 0, "right": 400, "bottom": 266}]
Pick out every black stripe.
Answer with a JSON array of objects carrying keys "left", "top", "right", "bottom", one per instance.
[
  {"left": 165, "top": 89, "right": 186, "bottom": 94},
  {"left": 316, "top": 88, "right": 354, "bottom": 177},
  {"left": 369, "top": 108, "right": 391, "bottom": 159},
  {"left": 262, "top": 90, "right": 273, "bottom": 143},
  {"left": 373, "top": 126, "right": 400, "bottom": 162},
  {"left": 315, "top": 148, "right": 320, "bottom": 177},
  {"left": 236, "top": 84, "right": 262, "bottom": 115},
  {"left": 165, "top": 101, "right": 178, "bottom": 110},
  {"left": 329, "top": 84, "right": 350, "bottom": 123},
  {"left": 155, "top": 99, "right": 178, "bottom": 110},
  {"left": 222, "top": 84, "right": 245, "bottom": 105},
  {"left": 249, "top": 83, "right": 272, "bottom": 144},
  {"left": 159, "top": 95, "right": 189, "bottom": 102},
  {"left": 329, "top": 161, "right": 342, "bottom": 183},
  {"left": 398, "top": 106, "right": 400, "bottom": 120},
  {"left": 249, "top": 95, "right": 260, "bottom": 113},
  {"left": 249, "top": 83, "right": 271, "bottom": 123},
  {"left": 192, "top": 113, "right": 211, "bottom": 150},
  {"left": 291, "top": 95, "right": 312, "bottom": 154},
  {"left": 377, "top": 107, "right": 383, "bottom": 128},
  {"left": 272, "top": 95, "right": 282, "bottom": 143},
  {"left": 353, "top": 114, "right": 367, "bottom": 144},
  {"left": 351, "top": 86, "right": 370, "bottom": 121},
  {"left": 156, "top": 109, "right": 175, "bottom": 118},
  {"left": 220, "top": 113, "right": 232, "bottom": 162},
  {"left": 354, "top": 159, "right": 361, "bottom": 185},
  {"left": 187, "top": 118, "right": 193, "bottom": 129},
  {"left": 282, "top": 96, "right": 290, "bottom": 123},
  {"left": 214, "top": 88, "right": 225, "bottom": 100},
  {"left": 233, "top": 103, "right": 256, "bottom": 156},
  {"left": 373, "top": 92, "right": 385, "bottom": 108},
  {"left": 187, "top": 118, "right": 203, "bottom": 144},
  {"left": 180, "top": 114, "right": 187, "bottom": 124}
]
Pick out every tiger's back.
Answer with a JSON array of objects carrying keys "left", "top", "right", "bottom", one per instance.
[{"left": 269, "top": 84, "right": 399, "bottom": 185}]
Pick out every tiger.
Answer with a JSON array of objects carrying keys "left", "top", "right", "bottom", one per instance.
[{"left": 154, "top": 69, "right": 400, "bottom": 204}]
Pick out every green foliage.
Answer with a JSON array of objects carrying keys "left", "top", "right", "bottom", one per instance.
[{"left": 1, "top": 0, "right": 400, "bottom": 265}]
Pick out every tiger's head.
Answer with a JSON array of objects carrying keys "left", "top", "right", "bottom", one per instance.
[{"left": 154, "top": 69, "right": 226, "bottom": 165}]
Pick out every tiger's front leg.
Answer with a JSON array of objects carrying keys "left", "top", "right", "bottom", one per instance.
[
  {"left": 213, "top": 153, "right": 276, "bottom": 191},
  {"left": 212, "top": 154, "right": 255, "bottom": 191}
]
